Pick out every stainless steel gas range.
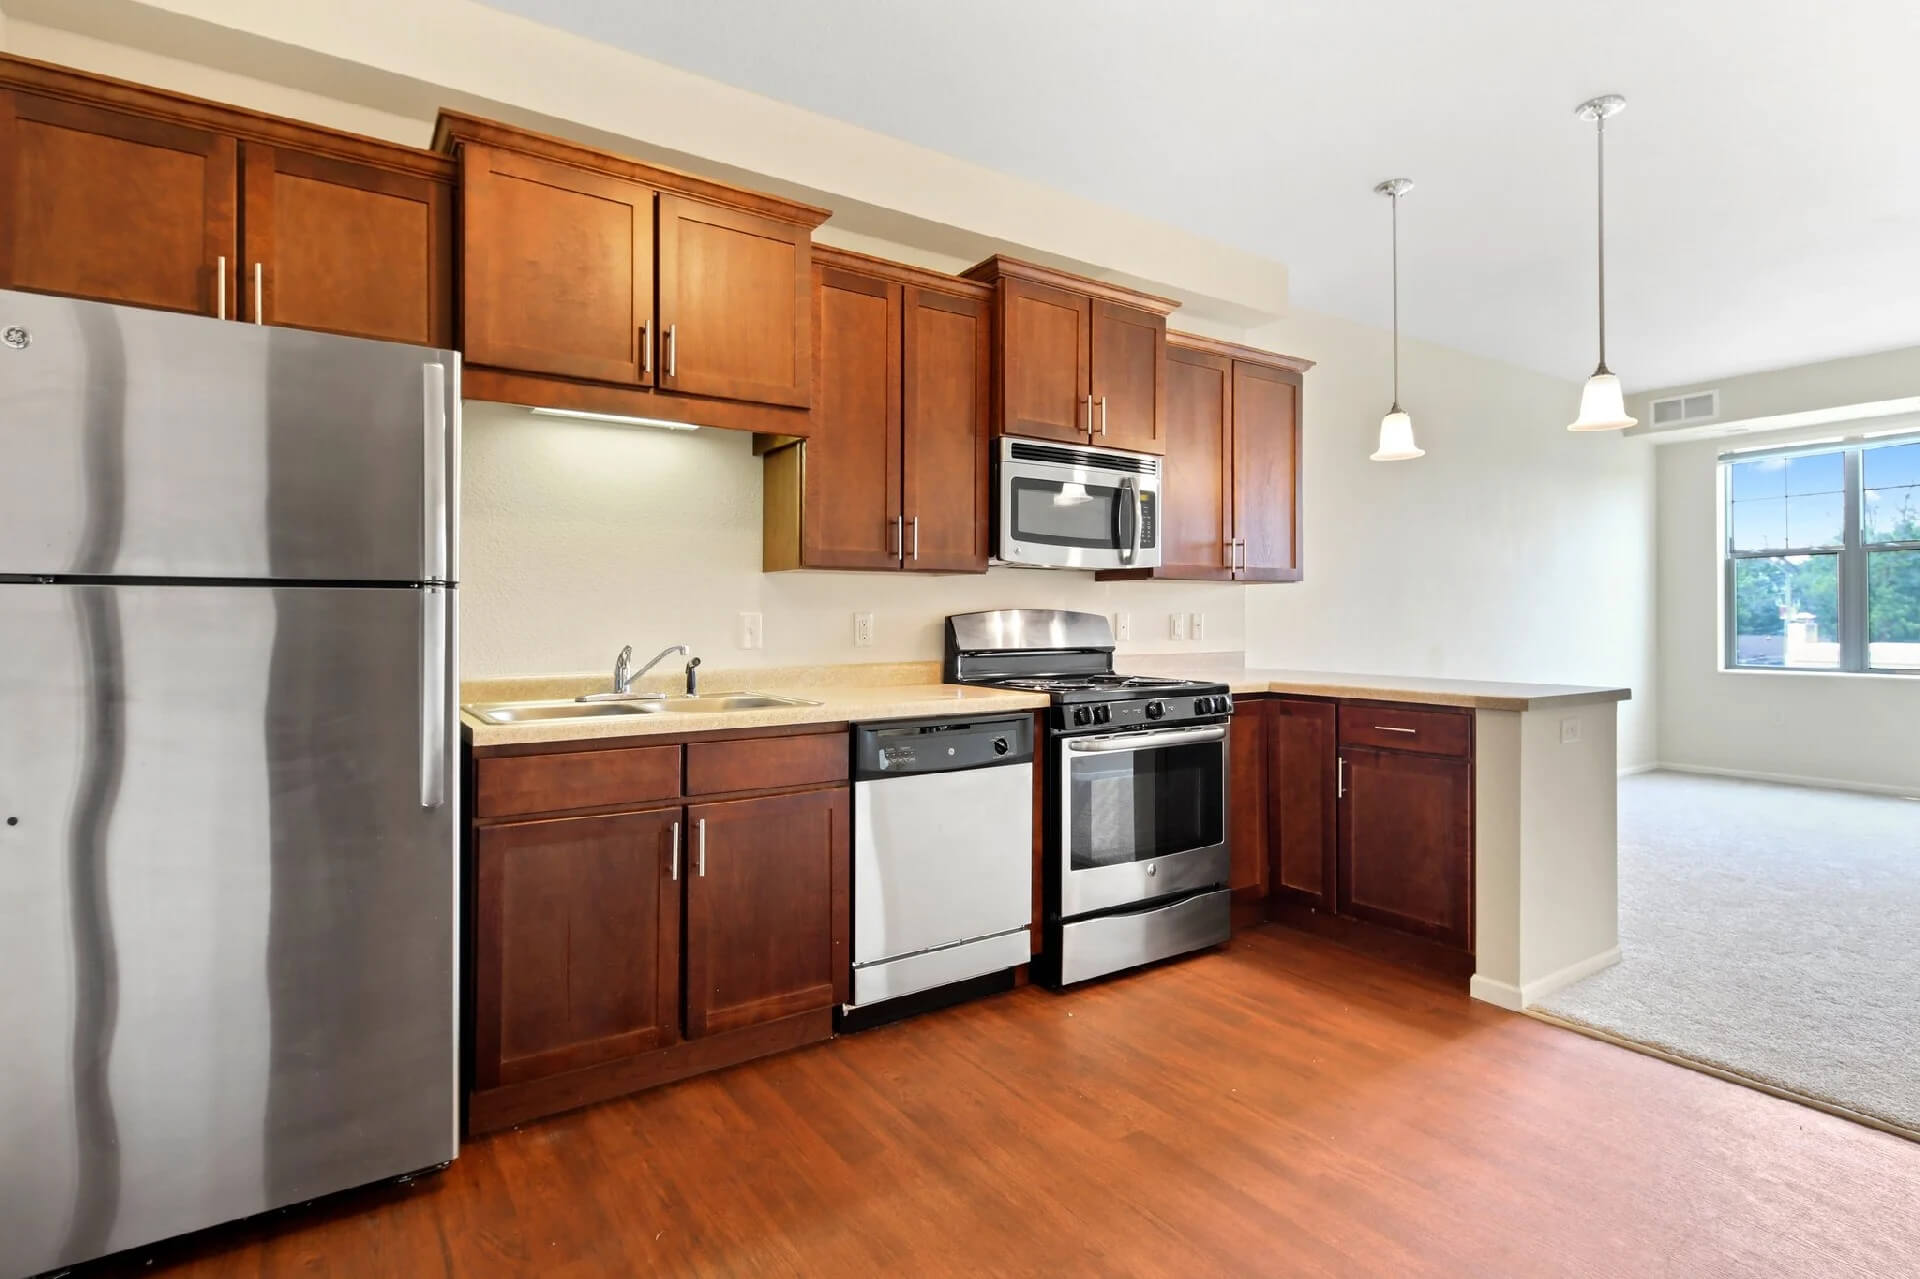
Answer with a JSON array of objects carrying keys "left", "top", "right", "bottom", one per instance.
[{"left": 944, "top": 609, "right": 1233, "bottom": 986}]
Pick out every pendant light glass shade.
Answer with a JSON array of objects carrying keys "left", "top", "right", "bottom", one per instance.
[
  {"left": 1568, "top": 95, "right": 1636, "bottom": 432},
  {"left": 1371, "top": 178, "right": 1421, "bottom": 461},
  {"left": 1372, "top": 409, "right": 1424, "bottom": 461},
  {"left": 1568, "top": 370, "right": 1634, "bottom": 432}
]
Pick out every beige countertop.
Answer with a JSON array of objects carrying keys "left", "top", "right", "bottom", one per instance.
[
  {"left": 461, "top": 662, "right": 1047, "bottom": 747},
  {"left": 1124, "top": 661, "right": 1632, "bottom": 712}
]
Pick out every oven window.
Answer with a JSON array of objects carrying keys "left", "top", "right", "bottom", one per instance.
[
  {"left": 1067, "top": 739, "right": 1224, "bottom": 869},
  {"left": 1010, "top": 477, "right": 1122, "bottom": 549}
]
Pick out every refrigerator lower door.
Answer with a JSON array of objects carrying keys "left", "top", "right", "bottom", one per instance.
[
  {"left": 0, "top": 582, "right": 458, "bottom": 1277},
  {"left": 0, "top": 287, "right": 458, "bottom": 584}
]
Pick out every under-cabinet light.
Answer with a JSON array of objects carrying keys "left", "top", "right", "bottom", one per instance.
[{"left": 528, "top": 407, "right": 700, "bottom": 431}]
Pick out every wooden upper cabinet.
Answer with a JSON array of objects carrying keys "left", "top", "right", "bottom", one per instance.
[
  {"left": 683, "top": 788, "right": 849, "bottom": 1039},
  {"left": 902, "top": 283, "right": 991, "bottom": 572},
  {"left": 460, "top": 143, "right": 655, "bottom": 385},
  {"left": 657, "top": 194, "right": 809, "bottom": 407},
  {"left": 471, "top": 808, "right": 682, "bottom": 1089},
  {"left": 1337, "top": 742, "right": 1473, "bottom": 951},
  {"left": 240, "top": 142, "right": 452, "bottom": 345},
  {"left": 1268, "top": 696, "right": 1337, "bottom": 911},
  {"left": 962, "top": 256, "right": 1177, "bottom": 453},
  {"left": 997, "top": 275, "right": 1091, "bottom": 443},
  {"left": 764, "top": 248, "right": 990, "bottom": 575},
  {"left": 1156, "top": 345, "right": 1234, "bottom": 579},
  {"left": 0, "top": 88, "right": 235, "bottom": 317},
  {"left": 1091, "top": 300, "right": 1165, "bottom": 453},
  {"left": 1233, "top": 359, "right": 1304, "bottom": 582}
]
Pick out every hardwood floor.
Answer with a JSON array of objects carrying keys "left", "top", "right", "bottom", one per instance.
[{"left": 77, "top": 927, "right": 1920, "bottom": 1278}]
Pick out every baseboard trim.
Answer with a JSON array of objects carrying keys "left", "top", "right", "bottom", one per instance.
[
  {"left": 1526, "top": 1010, "right": 1920, "bottom": 1146},
  {"left": 1654, "top": 761, "right": 1920, "bottom": 800},
  {"left": 1617, "top": 763, "right": 1659, "bottom": 778},
  {"left": 1470, "top": 946, "right": 1621, "bottom": 1012}
]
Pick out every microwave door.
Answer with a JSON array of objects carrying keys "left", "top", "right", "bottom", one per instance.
[{"left": 1004, "top": 467, "right": 1126, "bottom": 569}]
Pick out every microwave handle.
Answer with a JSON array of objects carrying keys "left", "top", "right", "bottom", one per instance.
[
  {"left": 1116, "top": 476, "right": 1138, "bottom": 566},
  {"left": 1066, "top": 724, "right": 1227, "bottom": 753}
]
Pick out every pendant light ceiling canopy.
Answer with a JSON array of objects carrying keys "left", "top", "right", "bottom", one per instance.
[
  {"left": 1568, "top": 93, "right": 1636, "bottom": 432},
  {"left": 1371, "top": 177, "right": 1424, "bottom": 462}
]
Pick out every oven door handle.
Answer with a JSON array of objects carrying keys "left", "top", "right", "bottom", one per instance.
[{"left": 1066, "top": 724, "right": 1227, "bottom": 753}]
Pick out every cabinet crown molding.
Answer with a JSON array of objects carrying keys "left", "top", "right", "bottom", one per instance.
[
  {"left": 432, "top": 110, "right": 831, "bottom": 229},
  {"left": 1168, "top": 330, "right": 1316, "bottom": 373},
  {"left": 961, "top": 254, "right": 1181, "bottom": 315},
  {"left": 813, "top": 245, "right": 991, "bottom": 299}
]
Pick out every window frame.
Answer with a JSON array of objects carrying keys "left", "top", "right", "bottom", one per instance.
[{"left": 1722, "top": 432, "right": 1920, "bottom": 676}]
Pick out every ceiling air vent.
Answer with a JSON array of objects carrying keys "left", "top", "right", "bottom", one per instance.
[{"left": 1649, "top": 389, "right": 1720, "bottom": 429}]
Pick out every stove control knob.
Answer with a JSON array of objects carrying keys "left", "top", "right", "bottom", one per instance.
[
  {"left": 1144, "top": 700, "right": 1166, "bottom": 720},
  {"left": 1093, "top": 704, "right": 1111, "bottom": 724},
  {"left": 1073, "top": 706, "right": 1093, "bottom": 726},
  {"left": 1219, "top": 695, "right": 1232, "bottom": 714},
  {"left": 1195, "top": 697, "right": 1212, "bottom": 715}
]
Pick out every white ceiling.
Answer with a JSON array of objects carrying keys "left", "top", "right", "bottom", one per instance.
[{"left": 478, "top": 0, "right": 1920, "bottom": 391}]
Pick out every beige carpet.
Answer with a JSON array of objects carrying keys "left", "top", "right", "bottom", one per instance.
[{"left": 1535, "top": 770, "right": 1920, "bottom": 1136}]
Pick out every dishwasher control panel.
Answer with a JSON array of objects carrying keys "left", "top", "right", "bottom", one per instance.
[{"left": 853, "top": 714, "right": 1035, "bottom": 779}]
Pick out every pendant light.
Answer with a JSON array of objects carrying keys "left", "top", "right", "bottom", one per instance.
[
  {"left": 1371, "top": 177, "right": 1424, "bottom": 461},
  {"left": 1568, "top": 94, "right": 1636, "bottom": 431}
]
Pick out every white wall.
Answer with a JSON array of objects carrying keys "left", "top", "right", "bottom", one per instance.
[
  {"left": 1239, "top": 309, "right": 1659, "bottom": 767},
  {"left": 1654, "top": 426, "right": 1920, "bottom": 795}
]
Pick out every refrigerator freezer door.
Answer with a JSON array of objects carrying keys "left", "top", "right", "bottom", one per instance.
[
  {"left": 0, "top": 288, "right": 458, "bottom": 583},
  {"left": 0, "top": 582, "right": 458, "bottom": 1277}
]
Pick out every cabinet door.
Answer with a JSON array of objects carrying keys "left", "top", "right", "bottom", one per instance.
[
  {"left": 657, "top": 193, "right": 810, "bottom": 407},
  {"left": 1268, "top": 697, "right": 1337, "bottom": 910},
  {"left": 803, "top": 263, "right": 901, "bottom": 569},
  {"left": 1158, "top": 345, "right": 1234, "bottom": 579},
  {"left": 1337, "top": 746, "right": 1472, "bottom": 949},
  {"left": 684, "top": 789, "right": 849, "bottom": 1038},
  {"left": 999, "top": 276, "right": 1091, "bottom": 443},
  {"left": 902, "top": 284, "right": 991, "bottom": 573},
  {"left": 472, "top": 808, "right": 682, "bottom": 1088},
  {"left": 1231, "top": 360, "right": 1303, "bottom": 581},
  {"left": 1090, "top": 299, "right": 1165, "bottom": 454},
  {"left": 1228, "top": 699, "right": 1269, "bottom": 899},
  {"left": 0, "top": 91, "right": 235, "bottom": 317},
  {"left": 240, "top": 142, "right": 452, "bottom": 345},
  {"left": 460, "top": 143, "right": 654, "bottom": 385}
]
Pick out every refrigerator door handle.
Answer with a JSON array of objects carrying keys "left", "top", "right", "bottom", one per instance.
[
  {"left": 422, "top": 363, "right": 450, "bottom": 583},
  {"left": 420, "top": 585, "right": 448, "bottom": 809}
]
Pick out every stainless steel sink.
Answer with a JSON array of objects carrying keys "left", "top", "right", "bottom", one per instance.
[
  {"left": 466, "top": 699, "right": 665, "bottom": 724},
  {"left": 467, "top": 692, "right": 820, "bottom": 724},
  {"left": 658, "top": 693, "right": 822, "bottom": 712}
]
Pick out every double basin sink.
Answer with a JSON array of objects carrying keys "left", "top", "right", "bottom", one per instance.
[{"left": 467, "top": 692, "right": 822, "bottom": 725}]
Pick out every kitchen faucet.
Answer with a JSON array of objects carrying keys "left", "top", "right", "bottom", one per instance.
[{"left": 580, "top": 643, "right": 687, "bottom": 702}]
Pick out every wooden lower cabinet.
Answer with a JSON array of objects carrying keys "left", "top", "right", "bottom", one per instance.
[
  {"left": 1337, "top": 745, "right": 1473, "bottom": 950},
  {"left": 1227, "top": 699, "right": 1269, "bottom": 900},
  {"left": 471, "top": 808, "right": 681, "bottom": 1090},
  {"left": 1267, "top": 696, "right": 1337, "bottom": 910},
  {"left": 684, "top": 788, "right": 849, "bottom": 1037}
]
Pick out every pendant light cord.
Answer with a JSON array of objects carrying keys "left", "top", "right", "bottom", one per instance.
[
  {"left": 1595, "top": 112, "right": 1608, "bottom": 374},
  {"left": 1390, "top": 189, "right": 1401, "bottom": 411}
]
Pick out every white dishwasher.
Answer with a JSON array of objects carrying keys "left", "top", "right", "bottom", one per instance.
[{"left": 846, "top": 714, "right": 1035, "bottom": 1026}]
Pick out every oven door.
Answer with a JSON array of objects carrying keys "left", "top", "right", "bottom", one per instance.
[
  {"left": 999, "top": 455, "right": 1160, "bottom": 570},
  {"left": 1057, "top": 723, "right": 1228, "bottom": 917}
]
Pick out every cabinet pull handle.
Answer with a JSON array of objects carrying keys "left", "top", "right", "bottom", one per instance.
[
  {"left": 253, "top": 262, "right": 264, "bottom": 325},
  {"left": 641, "top": 323, "right": 652, "bottom": 376},
  {"left": 1375, "top": 725, "right": 1419, "bottom": 734},
  {"left": 216, "top": 256, "right": 227, "bottom": 320},
  {"left": 891, "top": 515, "right": 903, "bottom": 561},
  {"left": 1337, "top": 756, "right": 1347, "bottom": 799},
  {"left": 1084, "top": 395, "right": 1094, "bottom": 437},
  {"left": 1099, "top": 396, "right": 1108, "bottom": 436},
  {"left": 911, "top": 515, "right": 920, "bottom": 561},
  {"left": 696, "top": 818, "right": 707, "bottom": 877},
  {"left": 669, "top": 820, "right": 680, "bottom": 880},
  {"left": 667, "top": 324, "right": 678, "bottom": 378}
]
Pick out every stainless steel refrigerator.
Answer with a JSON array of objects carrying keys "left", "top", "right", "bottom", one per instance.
[{"left": 0, "top": 289, "right": 460, "bottom": 1277}]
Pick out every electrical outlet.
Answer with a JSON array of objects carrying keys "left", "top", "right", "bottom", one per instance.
[
  {"left": 1169, "top": 612, "right": 1188, "bottom": 641},
  {"left": 1560, "top": 717, "right": 1582, "bottom": 745},
  {"left": 739, "top": 611, "right": 764, "bottom": 650},
  {"left": 1190, "top": 612, "right": 1206, "bottom": 643},
  {"left": 1114, "top": 612, "right": 1132, "bottom": 642},
  {"left": 852, "top": 612, "right": 875, "bottom": 648}
]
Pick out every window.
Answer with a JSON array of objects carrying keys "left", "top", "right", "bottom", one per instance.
[{"left": 1724, "top": 436, "right": 1920, "bottom": 673}]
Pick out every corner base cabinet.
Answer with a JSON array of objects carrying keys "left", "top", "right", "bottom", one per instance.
[{"left": 465, "top": 728, "right": 849, "bottom": 1134}]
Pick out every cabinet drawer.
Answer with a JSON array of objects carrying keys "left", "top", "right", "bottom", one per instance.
[
  {"left": 686, "top": 732, "right": 848, "bottom": 796},
  {"left": 476, "top": 745, "right": 682, "bottom": 818},
  {"left": 1337, "top": 704, "right": 1471, "bottom": 758}
]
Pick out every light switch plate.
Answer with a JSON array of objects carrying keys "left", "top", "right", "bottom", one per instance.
[
  {"left": 1114, "top": 612, "right": 1132, "bottom": 642},
  {"left": 1560, "top": 716, "right": 1582, "bottom": 744},
  {"left": 1169, "top": 612, "right": 1188, "bottom": 641},
  {"left": 739, "top": 611, "right": 764, "bottom": 649},
  {"left": 853, "top": 612, "right": 875, "bottom": 648},
  {"left": 1190, "top": 612, "right": 1206, "bottom": 642}
]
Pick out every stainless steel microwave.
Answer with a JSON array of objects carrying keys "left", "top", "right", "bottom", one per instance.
[{"left": 996, "top": 438, "right": 1161, "bottom": 570}]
